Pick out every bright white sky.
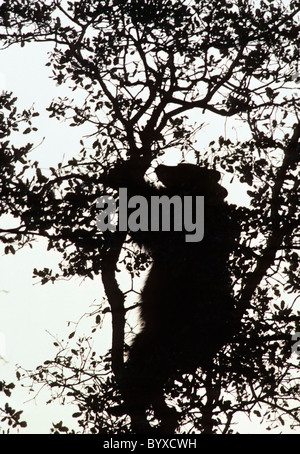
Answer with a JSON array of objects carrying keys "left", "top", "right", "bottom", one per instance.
[
  {"left": 0, "top": 43, "right": 113, "bottom": 432},
  {"left": 0, "top": 41, "right": 295, "bottom": 434}
]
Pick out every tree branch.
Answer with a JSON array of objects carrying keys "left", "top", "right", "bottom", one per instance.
[
  {"left": 101, "top": 231, "right": 127, "bottom": 378},
  {"left": 237, "top": 122, "right": 300, "bottom": 322}
]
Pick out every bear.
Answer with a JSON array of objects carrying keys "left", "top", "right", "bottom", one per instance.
[{"left": 104, "top": 162, "right": 239, "bottom": 433}]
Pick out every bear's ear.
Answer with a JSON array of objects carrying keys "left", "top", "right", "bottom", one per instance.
[
  {"left": 210, "top": 169, "right": 221, "bottom": 183},
  {"left": 155, "top": 164, "right": 175, "bottom": 187}
]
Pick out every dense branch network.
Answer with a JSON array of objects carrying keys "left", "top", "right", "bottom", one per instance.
[{"left": 0, "top": 0, "right": 299, "bottom": 433}]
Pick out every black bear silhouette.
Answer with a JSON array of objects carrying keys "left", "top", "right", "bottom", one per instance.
[{"left": 105, "top": 162, "right": 238, "bottom": 433}]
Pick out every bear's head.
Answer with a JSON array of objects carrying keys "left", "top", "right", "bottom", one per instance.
[{"left": 155, "top": 163, "right": 228, "bottom": 200}]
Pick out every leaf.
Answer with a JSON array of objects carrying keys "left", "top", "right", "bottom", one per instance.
[{"left": 279, "top": 416, "right": 285, "bottom": 426}]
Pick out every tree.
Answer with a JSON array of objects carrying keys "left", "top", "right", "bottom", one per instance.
[
  {"left": 0, "top": 380, "right": 27, "bottom": 433},
  {"left": 0, "top": 0, "right": 299, "bottom": 434}
]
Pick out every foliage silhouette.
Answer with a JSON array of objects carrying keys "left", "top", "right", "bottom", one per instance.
[
  {"left": 0, "top": 381, "right": 27, "bottom": 433},
  {"left": 0, "top": 0, "right": 299, "bottom": 433}
]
